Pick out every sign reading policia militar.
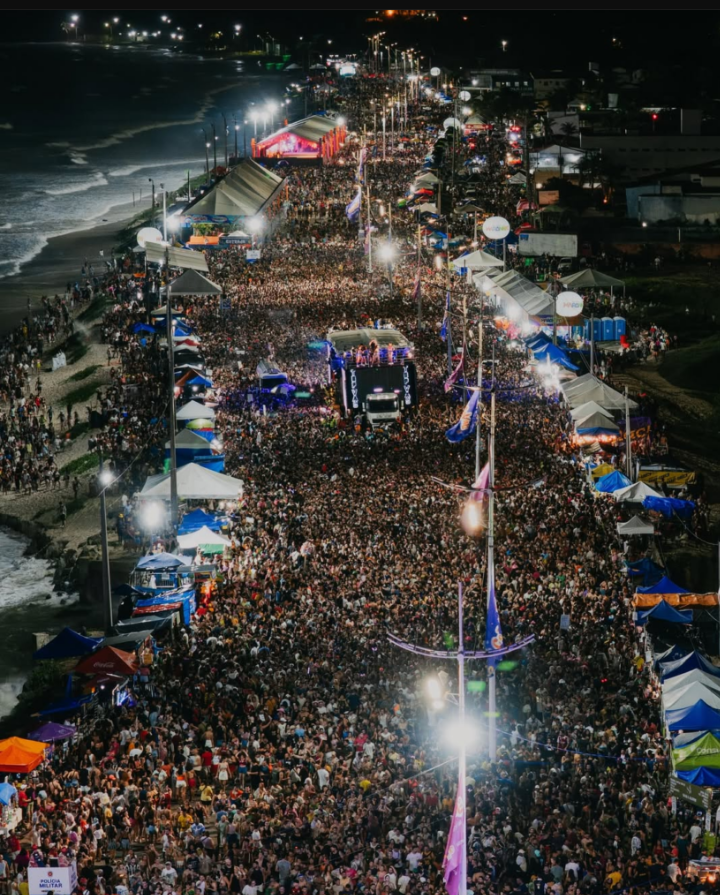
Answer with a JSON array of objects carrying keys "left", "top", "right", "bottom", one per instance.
[{"left": 669, "top": 776, "right": 712, "bottom": 811}]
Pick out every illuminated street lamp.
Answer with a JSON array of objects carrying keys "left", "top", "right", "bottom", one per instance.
[
  {"left": 97, "top": 461, "right": 114, "bottom": 632},
  {"left": 70, "top": 14, "right": 79, "bottom": 39}
]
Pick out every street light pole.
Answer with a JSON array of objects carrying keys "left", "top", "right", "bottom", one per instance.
[
  {"left": 98, "top": 456, "right": 113, "bottom": 634},
  {"left": 165, "top": 255, "right": 178, "bottom": 531},
  {"left": 234, "top": 118, "right": 239, "bottom": 159},
  {"left": 487, "top": 388, "right": 498, "bottom": 762},
  {"left": 201, "top": 128, "right": 209, "bottom": 178},
  {"left": 211, "top": 123, "right": 218, "bottom": 174},
  {"left": 222, "top": 113, "right": 229, "bottom": 168}
]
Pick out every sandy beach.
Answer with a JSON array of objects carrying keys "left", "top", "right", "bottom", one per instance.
[{"left": 0, "top": 200, "right": 143, "bottom": 336}]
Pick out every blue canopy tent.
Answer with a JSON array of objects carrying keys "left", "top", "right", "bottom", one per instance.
[
  {"left": 132, "top": 323, "right": 156, "bottom": 335},
  {"left": 626, "top": 557, "right": 665, "bottom": 587},
  {"left": 654, "top": 644, "right": 691, "bottom": 671},
  {"left": 188, "top": 375, "right": 213, "bottom": 388},
  {"left": 178, "top": 508, "right": 224, "bottom": 535},
  {"left": 643, "top": 496, "right": 696, "bottom": 520},
  {"left": 636, "top": 600, "right": 693, "bottom": 625},
  {"left": 0, "top": 782, "right": 17, "bottom": 805},
  {"left": 533, "top": 343, "right": 579, "bottom": 371},
  {"left": 660, "top": 651, "right": 720, "bottom": 681},
  {"left": 577, "top": 413, "right": 621, "bottom": 437},
  {"left": 33, "top": 627, "right": 102, "bottom": 661},
  {"left": 595, "top": 470, "right": 632, "bottom": 493},
  {"left": 135, "top": 553, "right": 190, "bottom": 572},
  {"left": 676, "top": 767, "right": 720, "bottom": 786},
  {"left": 638, "top": 575, "right": 690, "bottom": 596},
  {"left": 38, "top": 694, "right": 94, "bottom": 717},
  {"left": 666, "top": 700, "right": 720, "bottom": 732}
]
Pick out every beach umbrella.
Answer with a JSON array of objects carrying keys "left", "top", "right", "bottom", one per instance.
[{"left": 27, "top": 722, "right": 76, "bottom": 743}]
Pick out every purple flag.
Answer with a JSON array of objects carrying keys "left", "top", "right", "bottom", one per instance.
[
  {"left": 470, "top": 463, "right": 490, "bottom": 500},
  {"left": 443, "top": 765, "right": 466, "bottom": 895},
  {"left": 444, "top": 356, "right": 464, "bottom": 393}
]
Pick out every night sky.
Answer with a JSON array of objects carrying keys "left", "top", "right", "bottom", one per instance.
[{"left": 4, "top": 11, "right": 720, "bottom": 75}]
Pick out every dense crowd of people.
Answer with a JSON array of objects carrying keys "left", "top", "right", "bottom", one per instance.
[{"left": 0, "top": 76, "right": 715, "bottom": 895}]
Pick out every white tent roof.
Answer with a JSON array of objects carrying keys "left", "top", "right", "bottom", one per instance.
[
  {"left": 561, "top": 373, "right": 598, "bottom": 395},
  {"left": 165, "top": 428, "right": 215, "bottom": 451},
  {"left": 570, "top": 400, "right": 614, "bottom": 421},
  {"left": 416, "top": 172, "right": 439, "bottom": 184},
  {"left": 662, "top": 682, "right": 720, "bottom": 712},
  {"left": 566, "top": 381, "right": 638, "bottom": 411},
  {"left": 176, "top": 400, "right": 216, "bottom": 421},
  {"left": 177, "top": 525, "right": 231, "bottom": 550},
  {"left": 477, "top": 268, "right": 555, "bottom": 317},
  {"left": 575, "top": 411, "right": 619, "bottom": 432},
  {"left": 614, "top": 481, "right": 663, "bottom": 503},
  {"left": 141, "top": 463, "right": 243, "bottom": 500},
  {"left": 616, "top": 515, "right": 654, "bottom": 536},
  {"left": 456, "top": 249, "right": 504, "bottom": 271},
  {"left": 663, "top": 669, "right": 720, "bottom": 695},
  {"left": 416, "top": 202, "right": 438, "bottom": 213}
]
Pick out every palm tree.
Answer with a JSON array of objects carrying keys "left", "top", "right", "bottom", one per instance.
[{"left": 560, "top": 121, "right": 578, "bottom": 142}]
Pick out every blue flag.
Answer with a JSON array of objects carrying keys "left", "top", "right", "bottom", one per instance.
[
  {"left": 440, "top": 292, "right": 450, "bottom": 341},
  {"left": 484, "top": 558, "right": 504, "bottom": 652},
  {"left": 345, "top": 188, "right": 361, "bottom": 222},
  {"left": 445, "top": 389, "right": 479, "bottom": 443}
]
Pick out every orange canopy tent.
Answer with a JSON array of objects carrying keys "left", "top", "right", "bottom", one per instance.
[
  {"left": 74, "top": 646, "right": 139, "bottom": 677},
  {"left": 0, "top": 736, "right": 48, "bottom": 773}
]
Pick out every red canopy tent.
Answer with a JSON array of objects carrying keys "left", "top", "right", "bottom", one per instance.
[{"left": 74, "top": 646, "right": 139, "bottom": 677}]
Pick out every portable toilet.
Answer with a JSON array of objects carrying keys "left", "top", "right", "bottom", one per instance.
[
  {"left": 601, "top": 317, "right": 614, "bottom": 341},
  {"left": 585, "top": 317, "right": 603, "bottom": 343},
  {"left": 614, "top": 317, "right": 626, "bottom": 340}
]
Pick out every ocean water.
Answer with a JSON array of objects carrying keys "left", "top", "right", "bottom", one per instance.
[
  {"left": 0, "top": 42, "right": 283, "bottom": 278},
  {"left": 0, "top": 527, "right": 81, "bottom": 718}
]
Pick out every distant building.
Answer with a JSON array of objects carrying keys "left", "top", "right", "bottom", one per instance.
[
  {"left": 626, "top": 160, "right": 720, "bottom": 223},
  {"left": 580, "top": 109, "right": 720, "bottom": 179},
  {"left": 532, "top": 72, "right": 573, "bottom": 99},
  {"left": 529, "top": 144, "right": 590, "bottom": 185},
  {"left": 466, "top": 68, "right": 533, "bottom": 95}
]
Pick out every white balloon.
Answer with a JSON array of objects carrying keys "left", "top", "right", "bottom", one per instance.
[
  {"left": 555, "top": 291, "right": 585, "bottom": 317},
  {"left": 482, "top": 216, "right": 510, "bottom": 240},
  {"left": 137, "top": 227, "right": 164, "bottom": 248}
]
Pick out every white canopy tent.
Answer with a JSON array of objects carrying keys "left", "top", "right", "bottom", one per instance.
[
  {"left": 177, "top": 525, "right": 232, "bottom": 551},
  {"left": 570, "top": 400, "right": 614, "bottom": 421},
  {"left": 475, "top": 268, "right": 555, "bottom": 320},
  {"left": 616, "top": 516, "right": 654, "bottom": 536},
  {"left": 614, "top": 482, "right": 663, "bottom": 503},
  {"left": 662, "top": 683, "right": 720, "bottom": 712},
  {"left": 663, "top": 669, "right": 720, "bottom": 695},
  {"left": 165, "top": 428, "right": 216, "bottom": 451},
  {"left": 561, "top": 374, "right": 599, "bottom": 396},
  {"left": 454, "top": 250, "right": 504, "bottom": 271},
  {"left": 575, "top": 411, "right": 620, "bottom": 433},
  {"left": 176, "top": 400, "right": 216, "bottom": 422},
  {"left": 416, "top": 172, "right": 439, "bottom": 185},
  {"left": 566, "top": 381, "right": 638, "bottom": 411},
  {"left": 141, "top": 463, "right": 243, "bottom": 500}
]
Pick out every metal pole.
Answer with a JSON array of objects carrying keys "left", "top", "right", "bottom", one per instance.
[
  {"left": 367, "top": 180, "right": 373, "bottom": 273},
  {"left": 211, "top": 124, "right": 217, "bottom": 173},
  {"left": 457, "top": 580, "right": 468, "bottom": 895},
  {"left": 502, "top": 238, "right": 506, "bottom": 271},
  {"left": 166, "top": 256, "right": 178, "bottom": 530},
  {"left": 417, "top": 223, "right": 422, "bottom": 330},
  {"left": 488, "top": 389, "right": 497, "bottom": 762},
  {"left": 161, "top": 189, "right": 167, "bottom": 244},
  {"left": 99, "top": 455, "right": 113, "bottom": 634},
  {"left": 382, "top": 113, "right": 386, "bottom": 161},
  {"left": 234, "top": 118, "right": 238, "bottom": 158},
  {"left": 222, "top": 113, "right": 228, "bottom": 167},
  {"left": 473, "top": 212, "right": 477, "bottom": 246},
  {"left": 475, "top": 296, "right": 484, "bottom": 479},
  {"left": 625, "top": 386, "right": 632, "bottom": 479}
]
